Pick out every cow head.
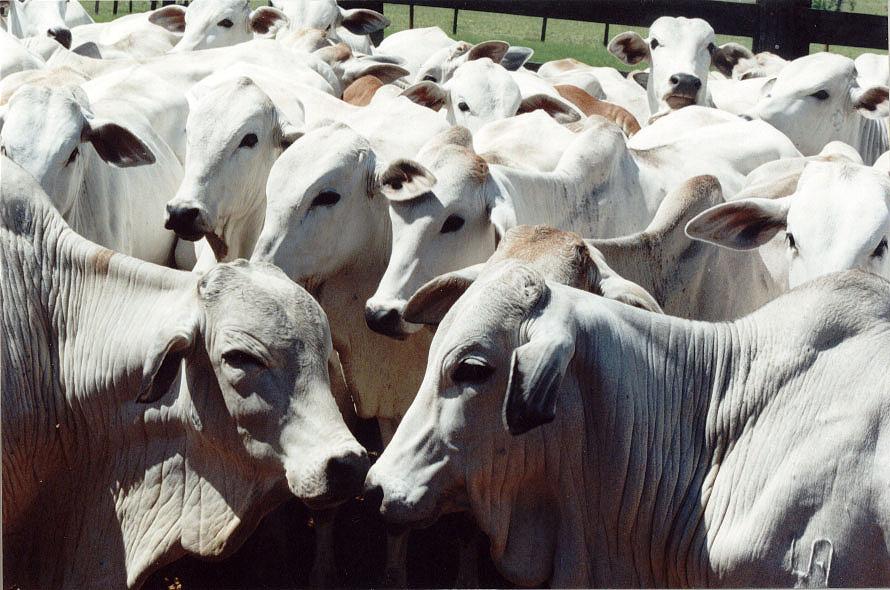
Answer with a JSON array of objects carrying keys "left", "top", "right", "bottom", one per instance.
[
  {"left": 686, "top": 159, "right": 890, "bottom": 287},
  {"left": 164, "top": 76, "right": 302, "bottom": 259},
  {"left": 170, "top": 0, "right": 289, "bottom": 52},
  {"left": 743, "top": 53, "right": 890, "bottom": 163},
  {"left": 0, "top": 84, "right": 156, "bottom": 215},
  {"left": 272, "top": 0, "right": 388, "bottom": 49},
  {"left": 3, "top": 0, "right": 71, "bottom": 48},
  {"left": 414, "top": 39, "right": 510, "bottom": 84},
  {"left": 609, "top": 16, "right": 736, "bottom": 115},
  {"left": 366, "top": 261, "right": 579, "bottom": 585}
]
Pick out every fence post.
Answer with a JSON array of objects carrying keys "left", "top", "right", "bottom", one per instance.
[
  {"left": 603, "top": 22, "right": 609, "bottom": 46},
  {"left": 94, "top": 1, "right": 100, "bottom": 13},
  {"left": 408, "top": 4, "right": 414, "bottom": 29},
  {"left": 452, "top": 9, "right": 458, "bottom": 34},
  {"left": 540, "top": 17, "right": 547, "bottom": 42},
  {"left": 753, "top": 0, "right": 811, "bottom": 59},
  {"left": 112, "top": 1, "right": 119, "bottom": 15},
  {"left": 150, "top": 1, "right": 157, "bottom": 9}
]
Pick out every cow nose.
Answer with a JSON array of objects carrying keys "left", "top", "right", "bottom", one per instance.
[
  {"left": 325, "top": 450, "right": 370, "bottom": 499},
  {"left": 164, "top": 204, "right": 205, "bottom": 240},
  {"left": 363, "top": 481, "right": 384, "bottom": 512},
  {"left": 669, "top": 73, "right": 702, "bottom": 94},
  {"left": 364, "top": 306, "right": 405, "bottom": 338},
  {"left": 48, "top": 28, "right": 72, "bottom": 49}
]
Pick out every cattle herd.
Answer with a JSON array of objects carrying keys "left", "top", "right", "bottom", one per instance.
[{"left": 2, "top": 0, "right": 890, "bottom": 588}]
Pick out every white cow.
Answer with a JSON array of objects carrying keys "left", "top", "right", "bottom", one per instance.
[
  {"left": 367, "top": 259, "right": 890, "bottom": 587},
  {"left": 2, "top": 0, "right": 71, "bottom": 48},
  {"left": 70, "top": 6, "right": 186, "bottom": 58},
  {"left": 412, "top": 39, "right": 509, "bottom": 84},
  {"left": 855, "top": 52, "right": 889, "bottom": 89},
  {"left": 687, "top": 158, "right": 890, "bottom": 287},
  {"left": 272, "top": 0, "right": 389, "bottom": 55},
  {"left": 366, "top": 114, "right": 799, "bottom": 336},
  {"left": 401, "top": 58, "right": 582, "bottom": 133},
  {"left": 169, "top": 0, "right": 289, "bottom": 52},
  {"left": 2, "top": 158, "right": 368, "bottom": 589},
  {"left": 0, "top": 81, "right": 184, "bottom": 267},
  {"left": 0, "top": 28, "right": 44, "bottom": 78},
  {"left": 608, "top": 17, "right": 743, "bottom": 118},
  {"left": 374, "top": 26, "right": 457, "bottom": 79},
  {"left": 743, "top": 52, "right": 889, "bottom": 165}
]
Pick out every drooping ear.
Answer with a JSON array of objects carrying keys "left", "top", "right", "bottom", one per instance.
[
  {"left": 629, "top": 70, "right": 649, "bottom": 89},
  {"left": 249, "top": 6, "right": 289, "bottom": 37},
  {"left": 586, "top": 245, "right": 663, "bottom": 313},
  {"left": 608, "top": 31, "right": 650, "bottom": 65},
  {"left": 315, "top": 43, "right": 352, "bottom": 67},
  {"left": 353, "top": 63, "right": 409, "bottom": 85},
  {"left": 403, "top": 264, "right": 484, "bottom": 325},
  {"left": 517, "top": 94, "right": 581, "bottom": 124},
  {"left": 137, "top": 319, "right": 197, "bottom": 403},
  {"left": 711, "top": 42, "right": 754, "bottom": 78},
  {"left": 340, "top": 8, "right": 390, "bottom": 35},
  {"left": 851, "top": 85, "right": 890, "bottom": 119},
  {"left": 279, "top": 119, "right": 304, "bottom": 150},
  {"left": 82, "top": 119, "right": 156, "bottom": 168},
  {"left": 500, "top": 46, "right": 534, "bottom": 71},
  {"left": 503, "top": 327, "right": 575, "bottom": 435},
  {"left": 401, "top": 81, "right": 447, "bottom": 111},
  {"left": 488, "top": 199, "right": 517, "bottom": 243},
  {"left": 467, "top": 40, "right": 510, "bottom": 64},
  {"left": 685, "top": 197, "right": 790, "bottom": 250},
  {"left": 378, "top": 159, "right": 436, "bottom": 201},
  {"left": 148, "top": 5, "right": 186, "bottom": 33},
  {"left": 71, "top": 41, "right": 103, "bottom": 59}
]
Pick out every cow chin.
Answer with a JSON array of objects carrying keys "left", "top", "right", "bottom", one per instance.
[{"left": 664, "top": 94, "right": 698, "bottom": 110}]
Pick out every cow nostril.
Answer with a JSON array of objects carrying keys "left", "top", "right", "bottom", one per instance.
[
  {"left": 364, "top": 306, "right": 402, "bottom": 336},
  {"left": 669, "top": 75, "right": 680, "bottom": 85},
  {"left": 164, "top": 206, "right": 203, "bottom": 237}
]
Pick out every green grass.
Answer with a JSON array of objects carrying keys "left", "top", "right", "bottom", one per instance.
[{"left": 80, "top": 0, "right": 887, "bottom": 65}]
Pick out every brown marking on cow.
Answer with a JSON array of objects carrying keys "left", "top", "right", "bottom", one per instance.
[
  {"left": 92, "top": 248, "right": 116, "bottom": 275},
  {"left": 554, "top": 84, "right": 641, "bottom": 137},
  {"left": 490, "top": 225, "right": 601, "bottom": 293},
  {"left": 854, "top": 87, "right": 890, "bottom": 112},
  {"left": 315, "top": 42, "right": 352, "bottom": 66},
  {"left": 342, "top": 75, "right": 384, "bottom": 107},
  {"left": 547, "top": 58, "right": 586, "bottom": 73}
]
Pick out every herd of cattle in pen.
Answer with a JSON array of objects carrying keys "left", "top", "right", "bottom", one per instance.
[{"left": 3, "top": 0, "right": 890, "bottom": 587}]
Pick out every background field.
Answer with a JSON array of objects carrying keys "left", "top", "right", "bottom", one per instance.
[{"left": 80, "top": 0, "right": 887, "bottom": 66}]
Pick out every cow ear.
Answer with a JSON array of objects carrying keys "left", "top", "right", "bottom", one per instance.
[
  {"left": 279, "top": 120, "right": 304, "bottom": 150},
  {"left": 378, "top": 159, "right": 436, "bottom": 201},
  {"left": 500, "top": 46, "right": 534, "bottom": 71},
  {"left": 711, "top": 42, "right": 753, "bottom": 78},
  {"left": 138, "top": 319, "right": 197, "bottom": 404},
  {"left": 353, "top": 63, "right": 409, "bottom": 85},
  {"left": 340, "top": 8, "right": 389, "bottom": 35},
  {"left": 608, "top": 32, "right": 649, "bottom": 65},
  {"left": 148, "top": 5, "right": 186, "bottom": 33},
  {"left": 404, "top": 264, "right": 484, "bottom": 325},
  {"left": 503, "top": 327, "right": 575, "bottom": 435},
  {"left": 488, "top": 199, "right": 516, "bottom": 244},
  {"left": 249, "top": 6, "right": 288, "bottom": 37},
  {"left": 517, "top": 94, "right": 581, "bottom": 124},
  {"left": 315, "top": 43, "right": 352, "bottom": 66},
  {"left": 467, "top": 40, "right": 509, "bottom": 64},
  {"left": 71, "top": 41, "right": 102, "bottom": 59},
  {"left": 685, "top": 197, "right": 790, "bottom": 250},
  {"left": 82, "top": 119, "right": 156, "bottom": 168},
  {"left": 851, "top": 85, "right": 890, "bottom": 119},
  {"left": 401, "top": 81, "right": 447, "bottom": 112},
  {"left": 585, "top": 244, "right": 663, "bottom": 313},
  {"left": 629, "top": 70, "right": 649, "bottom": 89}
]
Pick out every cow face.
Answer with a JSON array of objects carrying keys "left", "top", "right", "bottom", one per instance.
[
  {"left": 366, "top": 129, "right": 501, "bottom": 339},
  {"left": 170, "top": 0, "right": 288, "bottom": 52},
  {"left": 415, "top": 40, "right": 510, "bottom": 84},
  {"left": 686, "top": 160, "right": 890, "bottom": 287},
  {"left": 609, "top": 17, "right": 717, "bottom": 115},
  {"left": 170, "top": 260, "right": 368, "bottom": 508},
  {"left": 272, "top": 0, "right": 388, "bottom": 38},
  {"left": 164, "top": 77, "right": 302, "bottom": 257},
  {"left": 3, "top": 0, "right": 71, "bottom": 48},
  {"left": 366, "top": 261, "right": 577, "bottom": 585},
  {"left": 744, "top": 53, "right": 890, "bottom": 160},
  {"left": 0, "top": 85, "right": 155, "bottom": 215},
  {"left": 253, "top": 122, "right": 382, "bottom": 284}
]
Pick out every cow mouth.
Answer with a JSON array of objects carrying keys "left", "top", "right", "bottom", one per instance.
[{"left": 664, "top": 94, "right": 698, "bottom": 109}]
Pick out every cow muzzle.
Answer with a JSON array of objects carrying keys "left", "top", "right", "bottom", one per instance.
[
  {"left": 664, "top": 73, "right": 702, "bottom": 109},
  {"left": 165, "top": 202, "right": 212, "bottom": 241},
  {"left": 291, "top": 447, "right": 370, "bottom": 511},
  {"left": 48, "top": 27, "right": 72, "bottom": 49}
]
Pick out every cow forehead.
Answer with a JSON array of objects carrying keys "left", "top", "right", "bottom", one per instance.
[
  {"left": 649, "top": 16, "right": 714, "bottom": 42},
  {"left": 187, "top": 0, "right": 249, "bottom": 22},
  {"left": 277, "top": 0, "right": 339, "bottom": 27},
  {"left": 773, "top": 53, "right": 854, "bottom": 94},
  {"left": 4, "top": 86, "right": 84, "bottom": 150},
  {"left": 491, "top": 226, "right": 594, "bottom": 287},
  {"left": 188, "top": 81, "right": 278, "bottom": 138}
]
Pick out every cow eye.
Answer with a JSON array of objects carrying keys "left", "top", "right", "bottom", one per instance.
[
  {"left": 423, "top": 74, "right": 438, "bottom": 82},
  {"left": 457, "top": 101, "right": 470, "bottom": 112},
  {"left": 440, "top": 214, "right": 464, "bottom": 233},
  {"left": 310, "top": 190, "right": 341, "bottom": 208},
  {"left": 707, "top": 42, "right": 716, "bottom": 54},
  {"left": 810, "top": 90, "right": 829, "bottom": 100},
  {"left": 872, "top": 238, "right": 888, "bottom": 258},
  {"left": 66, "top": 147, "right": 79, "bottom": 166},
  {"left": 786, "top": 232, "right": 797, "bottom": 251},
  {"left": 217, "top": 18, "right": 233, "bottom": 28},
  {"left": 238, "top": 133, "right": 258, "bottom": 149},
  {"left": 452, "top": 358, "right": 494, "bottom": 384},
  {"left": 650, "top": 38, "right": 659, "bottom": 49},
  {"left": 222, "top": 350, "right": 266, "bottom": 370}
]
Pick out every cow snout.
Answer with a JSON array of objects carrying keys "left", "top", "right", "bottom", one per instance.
[
  {"left": 364, "top": 305, "right": 406, "bottom": 339},
  {"left": 669, "top": 73, "right": 702, "bottom": 95},
  {"left": 164, "top": 203, "right": 209, "bottom": 241},
  {"left": 363, "top": 481, "right": 384, "bottom": 512},
  {"left": 47, "top": 28, "right": 72, "bottom": 49},
  {"left": 301, "top": 448, "right": 370, "bottom": 510}
]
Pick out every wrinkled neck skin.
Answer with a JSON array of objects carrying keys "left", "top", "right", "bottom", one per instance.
[
  {"left": 2, "top": 213, "right": 281, "bottom": 588},
  {"left": 478, "top": 296, "right": 760, "bottom": 587},
  {"left": 490, "top": 132, "right": 654, "bottom": 240},
  {"left": 857, "top": 115, "right": 889, "bottom": 166},
  {"left": 306, "top": 201, "right": 432, "bottom": 421}
]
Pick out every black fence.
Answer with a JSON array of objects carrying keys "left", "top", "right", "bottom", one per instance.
[{"left": 94, "top": 0, "right": 888, "bottom": 60}]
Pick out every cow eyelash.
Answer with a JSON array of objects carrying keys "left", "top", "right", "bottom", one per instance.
[
  {"left": 217, "top": 19, "right": 233, "bottom": 28},
  {"left": 707, "top": 42, "right": 716, "bottom": 54},
  {"left": 452, "top": 358, "right": 494, "bottom": 384},
  {"left": 810, "top": 90, "right": 829, "bottom": 100},
  {"left": 222, "top": 350, "right": 266, "bottom": 370},
  {"left": 457, "top": 101, "right": 470, "bottom": 112},
  {"left": 786, "top": 232, "right": 797, "bottom": 250},
  {"left": 650, "top": 38, "right": 659, "bottom": 49},
  {"left": 238, "top": 133, "right": 258, "bottom": 149},
  {"left": 311, "top": 190, "right": 341, "bottom": 208},
  {"left": 66, "top": 147, "right": 79, "bottom": 166},
  {"left": 873, "top": 238, "right": 888, "bottom": 258},
  {"left": 440, "top": 214, "right": 464, "bottom": 233}
]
